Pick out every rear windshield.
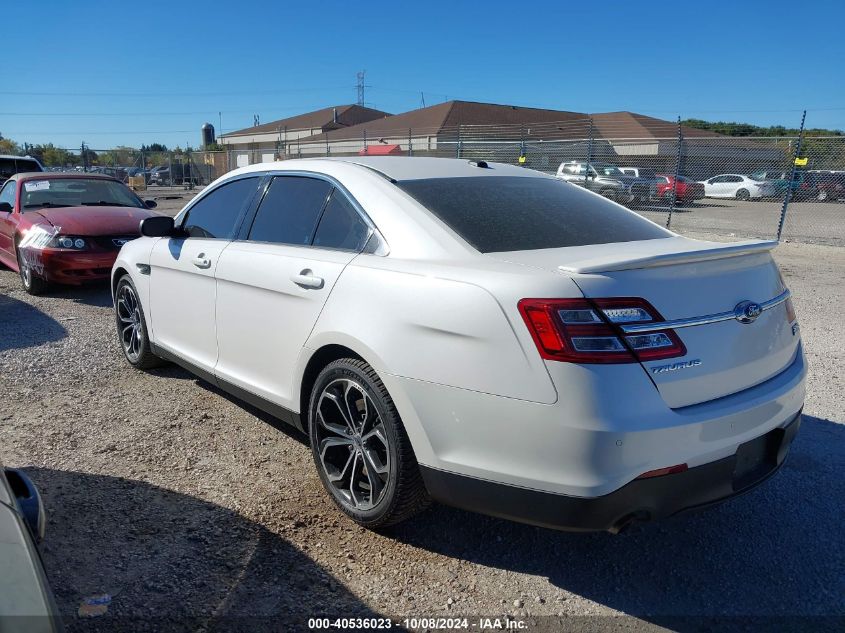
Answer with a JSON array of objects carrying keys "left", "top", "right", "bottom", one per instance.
[
  {"left": 395, "top": 176, "right": 670, "bottom": 253},
  {"left": 0, "top": 157, "right": 42, "bottom": 179}
]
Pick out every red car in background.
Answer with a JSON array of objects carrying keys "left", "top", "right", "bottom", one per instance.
[
  {"left": 0, "top": 172, "right": 158, "bottom": 294},
  {"left": 654, "top": 174, "right": 705, "bottom": 204}
]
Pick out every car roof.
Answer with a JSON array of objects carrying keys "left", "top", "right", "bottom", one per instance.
[
  {"left": 11, "top": 171, "right": 118, "bottom": 182},
  {"left": 228, "top": 156, "right": 550, "bottom": 182}
]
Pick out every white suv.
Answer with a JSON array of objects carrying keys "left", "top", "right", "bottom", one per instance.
[{"left": 112, "top": 157, "right": 805, "bottom": 533}]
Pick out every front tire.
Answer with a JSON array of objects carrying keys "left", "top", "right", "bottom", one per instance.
[
  {"left": 114, "top": 275, "right": 163, "bottom": 370},
  {"left": 309, "top": 358, "right": 429, "bottom": 528},
  {"left": 16, "top": 243, "right": 48, "bottom": 295},
  {"left": 736, "top": 188, "right": 751, "bottom": 201}
]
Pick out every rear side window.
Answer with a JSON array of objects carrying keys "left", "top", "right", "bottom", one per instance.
[
  {"left": 182, "top": 176, "right": 260, "bottom": 239},
  {"left": 312, "top": 190, "right": 370, "bottom": 251},
  {"left": 248, "top": 176, "right": 332, "bottom": 245},
  {"left": 1, "top": 158, "right": 41, "bottom": 180},
  {"left": 396, "top": 176, "right": 670, "bottom": 253}
]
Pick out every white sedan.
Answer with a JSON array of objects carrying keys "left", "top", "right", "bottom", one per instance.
[
  {"left": 112, "top": 157, "right": 805, "bottom": 533},
  {"left": 700, "top": 174, "right": 775, "bottom": 200}
]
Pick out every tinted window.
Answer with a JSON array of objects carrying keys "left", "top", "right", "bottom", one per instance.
[
  {"left": 0, "top": 180, "right": 15, "bottom": 207},
  {"left": 248, "top": 176, "right": 331, "bottom": 245},
  {"left": 182, "top": 177, "right": 259, "bottom": 239},
  {"left": 396, "top": 176, "right": 670, "bottom": 253},
  {"left": 1, "top": 158, "right": 41, "bottom": 180},
  {"left": 313, "top": 190, "right": 370, "bottom": 251}
]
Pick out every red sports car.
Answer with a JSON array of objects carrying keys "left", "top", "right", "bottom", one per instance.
[
  {"left": 654, "top": 174, "right": 705, "bottom": 204},
  {"left": 0, "top": 172, "right": 158, "bottom": 294}
]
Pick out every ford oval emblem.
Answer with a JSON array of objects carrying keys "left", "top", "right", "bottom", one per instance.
[{"left": 734, "top": 300, "right": 762, "bottom": 324}]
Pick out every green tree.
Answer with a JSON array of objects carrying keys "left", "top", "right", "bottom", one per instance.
[{"left": 0, "top": 133, "right": 21, "bottom": 155}]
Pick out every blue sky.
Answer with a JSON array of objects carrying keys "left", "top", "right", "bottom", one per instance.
[{"left": 3, "top": 0, "right": 844, "bottom": 149}]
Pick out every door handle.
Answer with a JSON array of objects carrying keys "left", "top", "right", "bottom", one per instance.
[
  {"left": 291, "top": 269, "right": 324, "bottom": 289},
  {"left": 192, "top": 254, "right": 212, "bottom": 269}
]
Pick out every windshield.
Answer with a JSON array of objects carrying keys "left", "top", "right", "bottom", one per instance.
[
  {"left": 396, "top": 176, "right": 670, "bottom": 253},
  {"left": 21, "top": 177, "right": 144, "bottom": 210}
]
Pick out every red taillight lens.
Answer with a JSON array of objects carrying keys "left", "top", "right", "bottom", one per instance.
[
  {"left": 636, "top": 463, "right": 688, "bottom": 479},
  {"left": 518, "top": 297, "right": 686, "bottom": 364}
]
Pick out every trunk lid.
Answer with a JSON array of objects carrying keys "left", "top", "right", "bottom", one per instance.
[{"left": 492, "top": 237, "right": 800, "bottom": 408}]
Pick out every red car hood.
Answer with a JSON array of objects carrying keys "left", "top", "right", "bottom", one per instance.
[{"left": 33, "top": 206, "right": 154, "bottom": 236}]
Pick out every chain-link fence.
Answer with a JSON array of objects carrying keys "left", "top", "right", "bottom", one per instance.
[{"left": 28, "top": 115, "right": 845, "bottom": 246}]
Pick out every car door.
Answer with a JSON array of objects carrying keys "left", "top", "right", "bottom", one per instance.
[
  {"left": 214, "top": 174, "right": 373, "bottom": 412},
  {"left": 0, "top": 179, "right": 17, "bottom": 263},
  {"left": 705, "top": 175, "right": 729, "bottom": 197},
  {"left": 147, "top": 175, "right": 262, "bottom": 374}
]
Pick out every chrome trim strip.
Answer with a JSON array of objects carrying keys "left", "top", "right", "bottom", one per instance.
[{"left": 619, "top": 289, "right": 791, "bottom": 334}]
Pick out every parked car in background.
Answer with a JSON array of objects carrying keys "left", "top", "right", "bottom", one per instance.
[
  {"left": 1, "top": 155, "right": 43, "bottom": 186},
  {"left": 149, "top": 162, "right": 202, "bottom": 187},
  {"left": 556, "top": 161, "right": 652, "bottom": 204},
  {"left": 654, "top": 174, "right": 705, "bottom": 204},
  {"left": 619, "top": 167, "right": 657, "bottom": 179},
  {"left": 0, "top": 459, "right": 62, "bottom": 632},
  {"left": 700, "top": 174, "right": 775, "bottom": 200},
  {"left": 807, "top": 171, "right": 845, "bottom": 202},
  {"left": 113, "top": 157, "right": 804, "bottom": 534},
  {"left": 0, "top": 172, "right": 159, "bottom": 294},
  {"left": 748, "top": 169, "right": 819, "bottom": 200}
]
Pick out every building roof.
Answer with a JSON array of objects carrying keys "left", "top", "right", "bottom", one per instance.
[
  {"left": 222, "top": 105, "right": 391, "bottom": 138},
  {"left": 590, "top": 112, "right": 720, "bottom": 139},
  {"left": 299, "top": 101, "right": 589, "bottom": 142}
]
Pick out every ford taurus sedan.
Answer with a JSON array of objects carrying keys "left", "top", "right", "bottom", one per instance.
[
  {"left": 0, "top": 460, "right": 62, "bottom": 632},
  {"left": 0, "top": 172, "right": 158, "bottom": 294},
  {"left": 112, "top": 157, "right": 805, "bottom": 533}
]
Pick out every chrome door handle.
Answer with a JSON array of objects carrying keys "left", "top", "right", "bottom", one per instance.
[
  {"left": 192, "top": 254, "right": 212, "bottom": 269},
  {"left": 291, "top": 269, "right": 324, "bottom": 289}
]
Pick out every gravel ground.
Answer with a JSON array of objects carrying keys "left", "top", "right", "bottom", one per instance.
[{"left": 0, "top": 237, "right": 843, "bottom": 632}]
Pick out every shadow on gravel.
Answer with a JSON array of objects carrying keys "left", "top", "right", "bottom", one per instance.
[
  {"left": 27, "top": 468, "right": 386, "bottom": 632},
  {"left": 0, "top": 293, "right": 67, "bottom": 352},
  {"left": 49, "top": 282, "right": 113, "bottom": 308},
  {"left": 392, "top": 415, "right": 845, "bottom": 625}
]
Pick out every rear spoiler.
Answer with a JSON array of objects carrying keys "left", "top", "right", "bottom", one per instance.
[{"left": 558, "top": 239, "right": 779, "bottom": 274}]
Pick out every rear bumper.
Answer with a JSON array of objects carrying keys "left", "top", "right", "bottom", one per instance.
[{"left": 421, "top": 412, "right": 801, "bottom": 533}]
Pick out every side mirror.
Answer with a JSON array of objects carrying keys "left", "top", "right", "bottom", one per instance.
[
  {"left": 144, "top": 199, "right": 158, "bottom": 209},
  {"left": 140, "top": 215, "right": 176, "bottom": 237},
  {"left": 0, "top": 201, "right": 12, "bottom": 213}
]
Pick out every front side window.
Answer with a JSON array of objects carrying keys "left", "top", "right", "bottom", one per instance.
[
  {"left": 0, "top": 180, "right": 16, "bottom": 208},
  {"left": 247, "top": 176, "right": 332, "bottom": 245},
  {"left": 312, "top": 190, "right": 370, "bottom": 251},
  {"left": 396, "top": 176, "right": 671, "bottom": 253},
  {"left": 182, "top": 176, "right": 260, "bottom": 239}
]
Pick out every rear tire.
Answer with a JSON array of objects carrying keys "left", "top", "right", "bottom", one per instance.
[
  {"left": 736, "top": 189, "right": 751, "bottom": 201},
  {"left": 114, "top": 275, "right": 164, "bottom": 370},
  {"left": 15, "top": 243, "right": 48, "bottom": 296},
  {"left": 309, "top": 358, "right": 430, "bottom": 529},
  {"left": 817, "top": 190, "right": 828, "bottom": 201}
]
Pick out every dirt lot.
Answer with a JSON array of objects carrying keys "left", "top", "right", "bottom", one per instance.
[{"left": 0, "top": 234, "right": 843, "bottom": 631}]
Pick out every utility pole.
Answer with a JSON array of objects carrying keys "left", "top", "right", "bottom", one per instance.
[
  {"left": 420, "top": 92, "right": 426, "bottom": 109},
  {"left": 253, "top": 114, "right": 260, "bottom": 127},
  {"left": 356, "top": 70, "right": 366, "bottom": 106}
]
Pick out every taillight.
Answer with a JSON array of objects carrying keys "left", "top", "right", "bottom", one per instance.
[
  {"left": 518, "top": 297, "right": 686, "bottom": 364},
  {"left": 636, "top": 463, "right": 688, "bottom": 479},
  {"left": 785, "top": 297, "right": 797, "bottom": 323}
]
